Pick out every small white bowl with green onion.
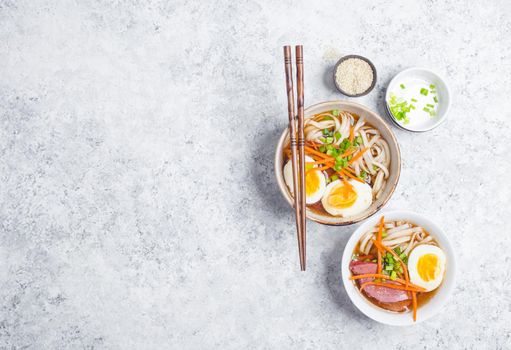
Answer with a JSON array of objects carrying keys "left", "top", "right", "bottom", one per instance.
[{"left": 385, "top": 68, "right": 451, "bottom": 132}]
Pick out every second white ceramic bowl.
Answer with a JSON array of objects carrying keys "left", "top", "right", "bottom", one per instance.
[
  {"left": 341, "top": 210, "right": 457, "bottom": 325},
  {"left": 385, "top": 67, "right": 451, "bottom": 132}
]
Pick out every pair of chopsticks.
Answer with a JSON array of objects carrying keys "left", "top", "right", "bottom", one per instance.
[{"left": 283, "top": 45, "right": 306, "bottom": 271}]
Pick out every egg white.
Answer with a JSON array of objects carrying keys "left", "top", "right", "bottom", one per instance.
[
  {"left": 283, "top": 156, "right": 326, "bottom": 204},
  {"left": 321, "top": 179, "right": 372, "bottom": 217},
  {"left": 408, "top": 244, "right": 446, "bottom": 292}
]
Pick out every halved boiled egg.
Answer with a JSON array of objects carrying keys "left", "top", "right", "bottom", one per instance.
[
  {"left": 283, "top": 156, "right": 326, "bottom": 204},
  {"left": 408, "top": 244, "right": 446, "bottom": 292},
  {"left": 321, "top": 179, "right": 372, "bottom": 217}
]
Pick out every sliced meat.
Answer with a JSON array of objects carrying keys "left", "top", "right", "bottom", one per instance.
[
  {"left": 363, "top": 283, "right": 411, "bottom": 303},
  {"left": 349, "top": 260, "right": 377, "bottom": 275},
  {"left": 349, "top": 260, "right": 411, "bottom": 311}
]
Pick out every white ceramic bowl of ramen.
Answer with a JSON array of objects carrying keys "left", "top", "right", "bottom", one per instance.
[
  {"left": 274, "top": 100, "right": 401, "bottom": 226},
  {"left": 341, "top": 210, "right": 457, "bottom": 326}
]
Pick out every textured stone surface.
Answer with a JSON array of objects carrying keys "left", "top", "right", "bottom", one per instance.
[{"left": 1, "top": 0, "right": 510, "bottom": 349}]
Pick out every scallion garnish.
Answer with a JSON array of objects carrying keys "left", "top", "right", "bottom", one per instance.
[
  {"left": 420, "top": 88, "right": 429, "bottom": 96},
  {"left": 411, "top": 98, "right": 418, "bottom": 102},
  {"left": 400, "top": 84, "right": 405, "bottom": 89},
  {"left": 390, "top": 271, "right": 397, "bottom": 280},
  {"left": 434, "top": 96, "right": 438, "bottom": 103},
  {"left": 426, "top": 103, "right": 434, "bottom": 108},
  {"left": 334, "top": 131, "right": 342, "bottom": 141},
  {"left": 332, "top": 109, "right": 340, "bottom": 116}
]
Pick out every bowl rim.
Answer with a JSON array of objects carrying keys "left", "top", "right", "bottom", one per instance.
[
  {"left": 274, "top": 100, "right": 401, "bottom": 226},
  {"left": 333, "top": 55, "right": 377, "bottom": 97},
  {"left": 341, "top": 210, "right": 457, "bottom": 326},
  {"left": 384, "top": 67, "right": 451, "bottom": 132}
]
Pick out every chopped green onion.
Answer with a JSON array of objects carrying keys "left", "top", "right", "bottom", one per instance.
[
  {"left": 359, "top": 170, "right": 367, "bottom": 179},
  {"left": 326, "top": 136, "right": 334, "bottom": 144},
  {"left": 399, "top": 253, "right": 407, "bottom": 260},
  {"left": 394, "top": 247, "right": 401, "bottom": 255},
  {"left": 322, "top": 128, "right": 329, "bottom": 135},
  {"left": 388, "top": 93, "right": 411, "bottom": 124},
  {"left": 426, "top": 103, "right": 434, "bottom": 108},
  {"left": 322, "top": 116, "right": 333, "bottom": 121},
  {"left": 420, "top": 88, "right": 429, "bottom": 96},
  {"left": 330, "top": 175, "right": 339, "bottom": 182},
  {"left": 319, "top": 145, "right": 326, "bottom": 153},
  {"left": 410, "top": 104, "right": 416, "bottom": 110},
  {"left": 333, "top": 163, "right": 341, "bottom": 171},
  {"left": 332, "top": 109, "right": 340, "bottom": 116},
  {"left": 411, "top": 98, "right": 418, "bottom": 102},
  {"left": 434, "top": 96, "right": 438, "bottom": 103},
  {"left": 326, "top": 149, "right": 334, "bottom": 156},
  {"left": 305, "top": 163, "right": 314, "bottom": 170},
  {"left": 319, "top": 137, "right": 326, "bottom": 143},
  {"left": 385, "top": 265, "right": 394, "bottom": 271},
  {"left": 390, "top": 271, "right": 397, "bottom": 280},
  {"left": 400, "top": 84, "right": 405, "bottom": 89},
  {"left": 382, "top": 230, "right": 388, "bottom": 238},
  {"left": 423, "top": 107, "right": 430, "bottom": 113},
  {"left": 334, "top": 131, "right": 342, "bottom": 141},
  {"left": 429, "top": 84, "right": 436, "bottom": 89}
]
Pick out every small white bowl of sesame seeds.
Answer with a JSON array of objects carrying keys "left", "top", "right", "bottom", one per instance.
[{"left": 333, "top": 55, "right": 377, "bottom": 97}]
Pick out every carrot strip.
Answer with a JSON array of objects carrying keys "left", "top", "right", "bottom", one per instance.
[
  {"left": 360, "top": 281, "right": 424, "bottom": 293},
  {"left": 339, "top": 147, "right": 357, "bottom": 158},
  {"left": 349, "top": 127, "right": 354, "bottom": 142},
  {"left": 338, "top": 169, "right": 364, "bottom": 184},
  {"left": 349, "top": 274, "right": 426, "bottom": 291},
  {"left": 304, "top": 146, "right": 334, "bottom": 160},
  {"left": 306, "top": 159, "right": 334, "bottom": 166},
  {"left": 349, "top": 147, "right": 369, "bottom": 164},
  {"left": 412, "top": 292, "right": 417, "bottom": 321},
  {"left": 372, "top": 239, "right": 410, "bottom": 286}
]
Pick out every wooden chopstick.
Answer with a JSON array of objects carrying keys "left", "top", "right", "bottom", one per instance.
[
  {"left": 283, "top": 45, "right": 306, "bottom": 271},
  {"left": 295, "top": 45, "right": 306, "bottom": 271}
]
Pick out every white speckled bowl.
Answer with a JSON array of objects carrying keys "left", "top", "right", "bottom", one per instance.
[
  {"left": 341, "top": 210, "right": 457, "bottom": 326},
  {"left": 274, "top": 100, "right": 401, "bottom": 226}
]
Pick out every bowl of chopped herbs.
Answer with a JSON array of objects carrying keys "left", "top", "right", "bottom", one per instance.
[{"left": 385, "top": 67, "right": 451, "bottom": 132}]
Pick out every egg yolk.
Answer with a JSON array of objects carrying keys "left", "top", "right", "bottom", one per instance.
[
  {"left": 305, "top": 171, "right": 320, "bottom": 196},
  {"left": 327, "top": 183, "right": 357, "bottom": 208},
  {"left": 417, "top": 254, "right": 440, "bottom": 282}
]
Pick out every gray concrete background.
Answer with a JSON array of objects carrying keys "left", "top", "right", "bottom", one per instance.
[{"left": 1, "top": 0, "right": 510, "bottom": 349}]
